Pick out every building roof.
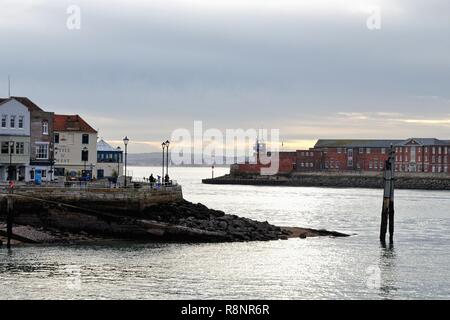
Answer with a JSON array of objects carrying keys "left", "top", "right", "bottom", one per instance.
[
  {"left": 315, "top": 139, "right": 403, "bottom": 148},
  {"left": 395, "top": 138, "right": 450, "bottom": 146},
  {"left": 97, "top": 138, "right": 121, "bottom": 152},
  {"left": 53, "top": 114, "right": 97, "bottom": 133},
  {"left": 0, "top": 96, "right": 44, "bottom": 111},
  {"left": 315, "top": 138, "right": 450, "bottom": 148}
]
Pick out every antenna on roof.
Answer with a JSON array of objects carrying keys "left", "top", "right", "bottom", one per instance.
[{"left": 7, "top": 75, "right": 11, "bottom": 98}]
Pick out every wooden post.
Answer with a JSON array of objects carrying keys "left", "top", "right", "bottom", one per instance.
[
  {"left": 380, "top": 146, "right": 395, "bottom": 244},
  {"left": 6, "top": 190, "right": 14, "bottom": 249}
]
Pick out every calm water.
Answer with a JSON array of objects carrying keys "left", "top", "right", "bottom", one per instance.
[{"left": 1, "top": 166, "right": 449, "bottom": 299}]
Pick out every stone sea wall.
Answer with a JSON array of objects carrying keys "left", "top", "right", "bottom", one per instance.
[{"left": 203, "top": 172, "right": 450, "bottom": 190}]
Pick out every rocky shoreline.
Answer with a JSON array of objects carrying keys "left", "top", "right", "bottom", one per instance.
[{"left": 0, "top": 199, "right": 349, "bottom": 245}]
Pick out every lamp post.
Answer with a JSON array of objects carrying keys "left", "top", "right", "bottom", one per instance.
[
  {"left": 165, "top": 140, "right": 170, "bottom": 180},
  {"left": 116, "top": 146, "right": 121, "bottom": 179},
  {"left": 49, "top": 146, "right": 57, "bottom": 181},
  {"left": 123, "top": 136, "right": 129, "bottom": 188},
  {"left": 82, "top": 146, "right": 88, "bottom": 179},
  {"left": 8, "top": 140, "right": 13, "bottom": 181},
  {"left": 161, "top": 142, "right": 166, "bottom": 184},
  {"left": 89, "top": 163, "right": 94, "bottom": 181}
]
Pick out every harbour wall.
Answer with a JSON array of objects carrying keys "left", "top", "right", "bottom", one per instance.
[
  {"left": 202, "top": 172, "right": 450, "bottom": 190},
  {"left": 0, "top": 186, "right": 184, "bottom": 239}
]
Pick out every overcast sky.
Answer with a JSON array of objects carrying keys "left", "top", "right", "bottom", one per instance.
[{"left": 1, "top": 0, "right": 449, "bottom": 152}]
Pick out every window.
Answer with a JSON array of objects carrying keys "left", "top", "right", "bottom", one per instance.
[
  {"left": 10, "top": 115, "right": 15, "bottom": 128},
  {"left": 381, "top": 148, "right": 386, "bottom": 154},
  {"left": 15, "top": 142, "right": 24, "bottom": 154},
  {"left": 366, "top": 148, "right": 371, "bottom": 154},
  {"left": 337, "top": 148, "right": 342, "bottom": 154},
  {"left": 42, "top": 170, "right": 47, "bottom": 178},
  {"left": 1, "top": 115, "right": 6, "bottom": 128},
  {"left": 54, "top": 168, "right": 65, "bottom": 176},
  {"left": 18, "top": 116, "right": 24, "bottom": 128},
  {"left": 42, "top": 121, "right": 48, "bottom": 135},
  {"left": 1, "top": 142, "right": 9, "bottom": 154},
  {"left": 82, "top": 134, "right": 89, "bottom": 144},
  {"left": 54, "top": 133, "right": 59, "bottom": 143},
  {"left": 359, "top": 148, "right": 363, "bottom": 154},
  {"left": 36, "top": 144, "right": 49, "bottom": 159},
  {"left": 81, "top": 149, "right": 89, "bottom": 161}
]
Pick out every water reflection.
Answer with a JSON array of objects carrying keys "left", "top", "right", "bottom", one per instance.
[{"left": 378, "top": 243, "right": 398, "bottom": 298}]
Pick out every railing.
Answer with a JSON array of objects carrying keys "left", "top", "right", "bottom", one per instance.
[{"left": 0, "top": 178, "right": 180, "bottom": 191}]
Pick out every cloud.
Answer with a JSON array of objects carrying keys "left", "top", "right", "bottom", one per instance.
[{"left": 1, "top": 0, "right": 450, "bottom": 153}]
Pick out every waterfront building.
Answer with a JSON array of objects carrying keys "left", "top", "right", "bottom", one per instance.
[
  {"left": 53, "top": 114, "right": 98, "bottom": 180},
  {"left": 23, "top": 98, "right": 55, "bottom": 182},
  {"left": 0, "top": 97, "right": 32, "bottom": 181},
  {"left": 234, "top": 138, "right": 450, "bottom": 175},
  {"left": 96, "top": 138, "right": 123, "bottom": 179}
]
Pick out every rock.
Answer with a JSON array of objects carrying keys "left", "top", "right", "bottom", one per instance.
[{"left": 217, "top": 221, "right": 228, "bottom": 230}]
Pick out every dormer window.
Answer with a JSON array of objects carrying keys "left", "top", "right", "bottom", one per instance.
[{"left": 42, "top": 121, "right": 48, "bottom": 135}]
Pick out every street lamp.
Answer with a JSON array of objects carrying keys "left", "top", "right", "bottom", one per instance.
[
  {"left": 123, "top": 136, "right": 129, "bottom": 188},
  {"left": 89, "top": 163, "right": 94, "bottom": 181},
  {"left": 49, "top": 146, "right": 57, "bottom": 182},
  {"left": 116, "top": 146, "right": 121, "bottom": 180},
  {"left": 161, "top": 142, "right": 166, "bottom": 184},
  {"left": 82, "top": 146, "right": 88, "bottom": 178},
  {"left": 165, "top": 140, "right": 170, "bottom": 180},
  {"left": 8, "top": 140, "right": 13, "bottom": 181}
]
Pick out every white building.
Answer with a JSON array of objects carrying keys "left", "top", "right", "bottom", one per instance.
[
  {"left": 96, "top": 138, "right": 123, "bottom": 179},
  {"left": 53, "top": 114, "right": 98, "bottom": 180},
  {"left": 0, "top": 98, "right": 31, "bottom": 181}
]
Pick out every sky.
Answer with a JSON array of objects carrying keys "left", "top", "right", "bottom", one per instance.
[{"left": 1, "top": 0, "right": 450, "bottom": 153}]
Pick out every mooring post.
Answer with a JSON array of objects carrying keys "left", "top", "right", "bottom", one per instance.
[
  {"left": 380, "top": 146, "right": 395, "bottom": 244},
  {"left": 6, "top": 189, "right": 14, "bottom": 249}
]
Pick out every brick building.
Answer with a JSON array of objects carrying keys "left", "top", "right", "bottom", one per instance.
[{"left": 233, "top": 138, "right": 450, "bottom": 175}]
